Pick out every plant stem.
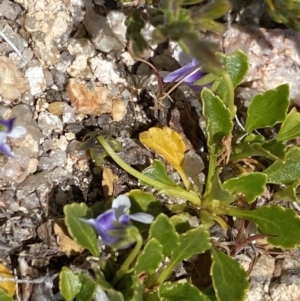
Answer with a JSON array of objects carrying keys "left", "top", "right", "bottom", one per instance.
[
  {"left": 111, "top": 230, "right": 143, "bottom": 286},
  {"left": 97, "top": 136, "right": 201, "bottom": 205},
  {"left": 203, "top": 150, "right": 217, "bottom": 199},
  {"left": 222, "top": 71, "right": 236, "bottom": 118}
]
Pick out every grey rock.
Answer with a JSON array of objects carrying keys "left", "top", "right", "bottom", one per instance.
[{"left": 38, "top": 111, "right": 63, "bottom": 136}]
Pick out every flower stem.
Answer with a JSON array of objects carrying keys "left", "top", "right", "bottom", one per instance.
[
  {"left": 111, "top": 229, "right": 143, "bottom": 286},
  {"left": 97, "top": 136, "right": 201, "bottom": 206},
  {"left": 203, "top": 149, "right": 217, "bottom": 199}
]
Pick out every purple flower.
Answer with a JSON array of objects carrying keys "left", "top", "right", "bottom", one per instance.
[
  {"left": 80, "top": 195, "right": 154, "bottom": 247},
  {"left": 162, "top": 47, "right": 206, "bottom": 92},
  {"left": 0, "top": 118, "right": 27, "bottom": 157}
]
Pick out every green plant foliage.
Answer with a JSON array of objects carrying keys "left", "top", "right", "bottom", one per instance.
[
  {"left": 228, "top": 205, "right": 300, "bottom": 248},
  {"left": 64, "top": 203, "right": 100, "bottom": 257},
  {"left": 231, "top": 134, "right": 286, "bottom": 161},
  {"left": 95, "top": 269, "right": 124, "bottom": 301},
  {"left": 59, "top": 267, "right": 82, "bottom": 301},
  {"left": 62, "top": 37, "right": 300, "bottom": 301},
  {"left": 223, "top": 173, "right": 267, "bottom": 203},
  {"left": 159, "top": 281, "right": 210, "bottom": 301},
  {"left": 142, "top": 160, "right": 177, "bottom": 187},
  {"left": 134, "top": 238, "right": 164, "bottom": 274},
  {"left": 202, "top": 88, "right": 233, "bottom": 153},
  {"left": 149, "top": 213, "right": 179, "bottom": 256},
  {"left": 171, "top": 226, "right": 211, "bottom": 267},
  {"left": 210, "top": 246, "right": 249, "bottom": 301},
  {"left": 272, "top": 183, "right": 300, "bottom": 202},
  {"left": 217, "top": 50, "right": 249, "bottom": 105},
  {"left": 126, "top": 10, "right": 148, "bottom": 56},
  {"left": 277, "top": 108, "right": 300, "bottom": 142},
  {"left": 264, "top": 0, "right": 300, "bottom": 31},
  {"left": 129, "top": 277, "right": 144, "bottom": 301},
  {"left": 245, "top": 84, "right": 289, "bottom": 132},
  {"left": 204, "top": 172, "right": 235, "bottom": 205},
  {"left": 264, "top": 147, "right": 300, "bottom": 184},
  {"left": 169, "top": 213, "right": 191, "bottom": 234},
  {"left": 128, "top": 190, "right": 163, "bottom": 218},
  {"left": 76, "top": 273, "right": 97, "bottom": 301},
  {"left": 0, "top": 289, "right": 14, "bottom": 301}
]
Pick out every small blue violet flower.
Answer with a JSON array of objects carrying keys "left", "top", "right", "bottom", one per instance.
[
  {"left": 0, "top": 118, "right": 27, "bottom": 157},
  {"left": 163, "top": 58, "right": 206, "bottom": 92},
  {"left": 80, "top": 195, "right": 154, "bottom": 247}
]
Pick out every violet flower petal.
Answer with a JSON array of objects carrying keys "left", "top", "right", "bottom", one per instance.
[
  {"left": 129, "top": 212, "right": 154, "bottom": 224},
  {"left": 173, "top": 46, "right": 193, "bottom": 67},
  {"left": 112, "top": 195, "right": 131, "bottom": 220},
  {"left": 0, "top": 118, "right": 15, "bottom": 133},
  {"left": 0, "top": 132, "right": 7, "bottom": 143},
  {"left": 163, "top": 59, "right": 204, "bottom": 84},
  {"left": 0, "top": 143, "right": 14, "bottom": 157},
  {"left": 163, "top": 61, "right": 195, "bottom": 83},
  {"left": 81, "top": 210, "right": 120, "bottom": 245},
  {"left": 118, "top": 214, "right": 131, "bottom": 225},
  {"left": 8, "top": 126, "right": 27, "bottom": 138}
]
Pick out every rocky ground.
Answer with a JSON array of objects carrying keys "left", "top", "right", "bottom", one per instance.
[{"left": 1, "top": 0, "right": 300, "bottom": 300}]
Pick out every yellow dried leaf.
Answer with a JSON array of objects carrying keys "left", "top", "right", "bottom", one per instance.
[
  {"left": 102, "top": 167, "right": 119, "bottom": 198},
  {"left": 54, "top": 220, "right": 84, "bottom": 256},
  {"left": 139, "top": 127, "right": 190, "bottom": 188},
  {"left": 0, "top": 264, "right": 16, "bottom": 297}
]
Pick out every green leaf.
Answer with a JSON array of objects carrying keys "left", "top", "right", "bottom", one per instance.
[
  {"left": 135, "top": 238, "right": 164, "bottom": 274},
  {"left": 64, "top": 203, "right": 100, "bottom": 257},
  {"left": 130, "top": 277, "right": 144, "bottom": 301},
  {"left": 217, "top": 50, "right": 248, "bottom": 104},
  {"left": 273, "top": 183, "right": 300, "bottom": 202},
  {"left": 245, "top": 84, "right": 289, "bottom": 132},
  {"left": 159, "top": 281, "right": 210, "bottom": 301},
  {"left": 202, "top": 88, "right": 233, "bottom": 153},
  {"left": 169, "top": 213, "right": 191, "bottom": 234},
  {"left": 0, "top": 289, "right": 14, "bottom": 301},
  {"left": 122, "top": 274, "right": 144, "bottom": 301},
  {"left": 145, "top": 292, "right": 160, "bottom": 301},
  {"left": 210, "top": 246, "right": 249, "bottom": 301},
  {"left": 59, "top": 267, "right": 82, "bottom": 301},
  {"left": 128, "top": 190, "right": 162, "bottom": 218},
  {"left": 149, "top": 213, "right": 179, "bottom": 257},
  {"left": 196, "top": 0, "right": 232, "bottom": 20},
  {"left": 264, "top": 0, "right": 300, "bottom": 31},
  {"left": 76, "top": 273, "right": 97, "bottom": 301},
  {"left": 231, "top": 136, "right": 286, "bottom": 161},
  {"left": 223, "top": 173, "right": 267, "bottom": 203},
  {"left": 126, "top": 10, "right": 148, "bottom": 56},
  {"left": 171, "top": 226, "right": 211, "bottom": 264},
  {"left": 205, "top": 172, "right": 235, "bottom": 205},
  {"left": 142, "top": 160, "right": 177, "bottom": 187},
  {"left": 95, "top": 269, "right": 124, "bottom": 301},
  {"left": 264, "top": 147, "right": 300, "bottom": 184},
  {"left": 228, "top": 205, "right": 300, "bottom": 248},
  {"left": 277, "top": 108, "right": 300, "bottom": 142}
]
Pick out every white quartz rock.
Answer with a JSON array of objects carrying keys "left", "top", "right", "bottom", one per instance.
[{"left": 90, "top": 56, "right": 125, "bottom": 85}]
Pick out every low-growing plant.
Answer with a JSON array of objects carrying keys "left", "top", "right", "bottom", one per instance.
[{"left": 59, "top": 47, "right": 300, "bottom": 301}]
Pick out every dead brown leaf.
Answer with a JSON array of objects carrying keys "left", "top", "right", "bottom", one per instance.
[
  {"left": 217, "top": 134, "right": 232, "bottom": 165},
  {"left": 66, "top": 78, "right": 111, "bottom": 115},
  {"left": 102, "top": 167, "right": 119, "bottom": 198},
  {"left": 0, "top": 56, "right": 29, "bottom": 99},
  {"left": 54, "top": 219, "right": 84, "bottom": 256}
]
